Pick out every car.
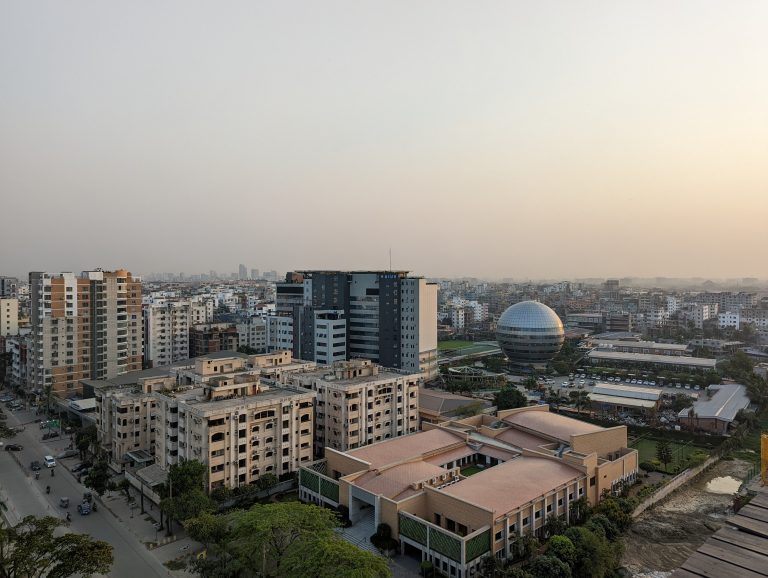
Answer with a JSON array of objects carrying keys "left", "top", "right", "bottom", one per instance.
[
  {"left": 607, "top": 377, "right": 614, "bottom": 382},
  {"left": 675, "top": 384, "right": 682, "bottom": 389},
  {"left": 59, "top": 497, "right": 70, "bottom": 508},
  {"left": 4, "top": 444, "right": 23, "bottom": 451},
  {"left": 42, "top": 432, "right": 59, "bottom": 441},
  {"left": 0, "top": 395, "right": 13, "bottom": 403},
  {"left": 44, "top": 455, "right": 56, "bottom": 468},
  {"left": 561, "top": 382, "right": 568, "bottom": 387},
  {"left": 684, "top": 385, "right": 691, "bottom": 390},
  {"left": 57, "top": 449, "right": 79, "bottom": 459},
  {"left": 650, "top": 381, "right": 657, "bottom": 386},
  {"left": 77, "top": 502, "right": 91, "bottom": 515},
  {"left": 30, "top": 461, "right": 42, "bottom": 471},
  {"left": 72, "top": 461, "right": 92, "bottom": 473},
  {"left": 694, "top": 385, "right": 701, "bottom": 391}
]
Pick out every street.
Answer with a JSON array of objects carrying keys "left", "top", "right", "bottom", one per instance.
[{"left": 0, "top": 405, "right": 173, "bottom": 578}]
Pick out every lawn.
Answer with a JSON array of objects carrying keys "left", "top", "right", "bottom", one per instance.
[
  {"left": 630, "top": 437, "right": 707, "bottom": 473},
  {"left": 439, "top": 340, "right": 475, "bottom": 351},
  {"left": 461, "top": 465, "right": 484, "bottom": 477}
]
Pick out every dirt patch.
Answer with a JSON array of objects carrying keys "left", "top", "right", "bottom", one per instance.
[{"left": 622, "top": 458, "right": 752, "bottom": 577}]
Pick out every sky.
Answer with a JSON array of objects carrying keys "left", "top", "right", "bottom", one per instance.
[{"left": 1, "top": 1, "right": 767, "bottom": 281}]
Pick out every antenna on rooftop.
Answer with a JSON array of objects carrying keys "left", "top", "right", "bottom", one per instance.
[{"left": 389, "top": 248, "right": 392, "bottom": 271}]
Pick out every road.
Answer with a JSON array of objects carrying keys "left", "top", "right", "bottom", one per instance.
[{"left": 0, "top": 404, "right": 171, "bottom": 578}]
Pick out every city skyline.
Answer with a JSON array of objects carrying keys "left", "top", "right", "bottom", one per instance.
[{"left": 3, "top": 1, "right": 768, "bottom": 278}]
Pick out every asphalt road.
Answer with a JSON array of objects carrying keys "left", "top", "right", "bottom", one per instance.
[{"left": 0, "top": 405, "right": 170, "bottom": 578}]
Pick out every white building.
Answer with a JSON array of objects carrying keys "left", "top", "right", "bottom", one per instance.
[
  {"left": 267, "top": 315, "right": 294, "bottom": 352},
  {"left": 237, "top": 316, "right": 267, "bottom": 353},
  {"left": 144, "top": 301, "right": 191, "bottom": 367},
  {"left": 401, "top": 278, "right": 438, "bottom": 379}
]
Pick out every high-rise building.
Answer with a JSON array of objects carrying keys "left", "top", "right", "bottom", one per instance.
[
  {"left": 250, "top": 268, "right": 260, "bottom": 280},
  {"left": 275, "top": 271, "right": 438, "bottom": 379},
  {"left": 143, "top": 301, "right": 191, "bottom": 367},
  {"left": 0, "top": 298, "right": 19, "bottom": 337},
  {"left": 239, "top": 264, "right": 248, "bottom": 280},
  {"left": 189, "top": 323, "right": 239, "bottom": 358},
  {"left": 29, "top": 269, "right": 142, "bottom": 398}
]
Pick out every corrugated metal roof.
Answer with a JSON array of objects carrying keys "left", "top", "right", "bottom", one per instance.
[{"left": 678, "top": 383, "right": 750, "bottom": 422}]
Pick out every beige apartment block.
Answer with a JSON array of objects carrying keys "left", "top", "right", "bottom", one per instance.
[
  {"left": 29, "top": 269, "right": 142, "bottom": 399},
  {"left": 91, "top": 351, "right": 316, "bottom": 491},
  {"left": 0, "top": 298, "right": 19, "bottom": 337},
  {"left": 299, "top": 405, "right": 637, "bottom": 578},
  {"left": 282, "top": 359, "right": 421, "bottom": 456}
]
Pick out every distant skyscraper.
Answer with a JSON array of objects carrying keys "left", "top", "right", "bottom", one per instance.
[
  {"left": 239, "top": 264, "right": 247, "bottom": 280},
  {"left": 29, "top": 269, "right": 142, "bottom": 398},
  {"left": 275, "top": 271, "right": 438, "bottom": 378},
  {"left": 250, "top": 268, "right": 260, "bottom": 280}
]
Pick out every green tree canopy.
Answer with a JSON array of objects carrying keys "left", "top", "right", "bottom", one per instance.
[
  {"left": 546, "top": 534, "right": 576, "bottom": 568},
  {"left": 529, "top": 555, "right": 572, "bottom": 578},
  {"left": 495, "top": 386, "right": 528, "bottom": 411},
  {"left": 0, "top": 515, "right": 113, "bottom": 578}
]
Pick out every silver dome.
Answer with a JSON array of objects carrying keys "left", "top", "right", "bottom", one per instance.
[{"left": 496, "top": 301, "right": 564, "bottom": 364}]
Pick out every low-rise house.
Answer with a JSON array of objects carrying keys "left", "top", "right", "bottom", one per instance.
[{"left": 678, "top": 383, "right": 750, "bottom": 434}]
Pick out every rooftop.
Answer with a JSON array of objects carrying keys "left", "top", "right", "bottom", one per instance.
[
  {"left": 419, "top": 388, "right": 492, "bottom": 416},
  {"left": 502, "top": 409, "right": 603, "bottom": 442},
  {"left": 587, "top": 350, "right": 717, "bottom": 368},
  {"left": 353, "top": 461, "right": 448, "bottom": 500},
  {"left": 591, "top": 383, "right": 661, "bottom": 401},
  {"left": 678, "top": 383, "right": 750, "bottom": 422},
  {"left": 347, "top": 428, "right": 466, "bottom": 468},
  {"left": 594, "top": 339, "right": 690, "bottom": 351},
  {"left": 439, "top": 456, "right": 583, "bottom": 515}
]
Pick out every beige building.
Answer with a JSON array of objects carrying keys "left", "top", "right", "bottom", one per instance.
[
  {"left": 29, "top": 269, "right": 142, "bottom": 399},
  {"left": 282, "top": 359, "right": 421, "bottom": 457},
  {"left": 0, "top": 298, "right": 19, "bottom": 337},
  {"left": 92, "top": 351, "right": 316, "bottom": 491},
  {"left": 299, "top": 405, "right": 637, "bottom": 578}
]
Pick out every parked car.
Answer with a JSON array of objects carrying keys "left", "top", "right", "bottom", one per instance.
[
  {"left": 4, "top": 444, "right": 23, "bottom": 451},
  {"left": 57, "top": 449, "right": 79, "bottom": 459},
  {"left": 30, "top": 460, "right": 42, "bottom": 471},
  {"left": 42, "top": 432, "right": 59, "bottom": 441},
  {"left": 72, "top": 461, "right": 92, "bottom": 473}
]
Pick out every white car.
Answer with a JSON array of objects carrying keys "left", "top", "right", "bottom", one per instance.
[{"left": 44, "top": 455, "right": 56, "bottom": 468}]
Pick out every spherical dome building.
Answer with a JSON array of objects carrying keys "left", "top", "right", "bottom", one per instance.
[{"left": 496, "top": 301, "right": 564, "bottom": 365}]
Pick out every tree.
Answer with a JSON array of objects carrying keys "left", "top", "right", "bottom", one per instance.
[
  {"left": 583, "top": 514, "right": 620, "bottom": 541},
  {"left": 187, "top": 502, "right": 390, "bottom": 578},
  {"left": 282, "top": 537, "right": 390, "bottom": 578},
  {"left": 568, "top": 390, "right": 590, "bottom": 414},
  {"left": 83, "top": 460, "right": 112, "bottom": 496},
  {"left": 568, "top": 496, "right": 590, "bottom": 525},
  {"left": 75, "top": 425, "right": 98, "bottom": 460},
  {"left": 495, "top": 386, "right": 527, "bottom": 411},
  {"left": 256, "top": 473, "right": 279, "bottom": 493},
  {"left": 0, "top": 515, "right": 113, "bottom": 578},
  {"left": 529, "top": 555, "right": 572, "bottom": 578},
  {"left": 542, "top": 514, "right": 567, "bottom": 539},
  {"left": 563, "top": 526, "right": 617, "bottom": 578},
  {"left": 655, "top": 439, "right": 673, "bottom": 472},
  {"left": 546, "top": 535, "right": 576, "bottom": 568}
]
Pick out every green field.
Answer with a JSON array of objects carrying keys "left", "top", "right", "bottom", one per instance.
[
  {"left": 630, "top": 437, "right": 707, "bottom": 473},
  {"left": 438, "top": 340, "right": 476, "bottom": 351},
  {"left": 461, "top": 465, "right": 484, "bottom": 477}
]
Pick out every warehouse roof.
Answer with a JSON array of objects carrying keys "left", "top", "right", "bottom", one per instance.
[
  {"left": 587, "top": 350, "right": 717, "bottom": 369},
  {"left": 678, "top": 383, "right": 750, "bottom": 423}
]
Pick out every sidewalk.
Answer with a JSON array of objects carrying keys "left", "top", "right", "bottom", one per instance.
[{"left": 98, "top": 489, "right": 201, "bottom": 575}]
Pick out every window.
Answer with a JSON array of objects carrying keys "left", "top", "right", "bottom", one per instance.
[
  {"left": 546, "top": 504, "right": 552, "bottom": 513},
  {"left": 534, "top": 510, "right": 541, "bottom": 520},
  {"left": 590, "top": 476, "right": 596, "bottom": 487},
  {"left": 494, "top": 531, "right": 502, "bottom": 542},
  {"left": 523, "top": 517, "right": 529, "bottom": 526}
]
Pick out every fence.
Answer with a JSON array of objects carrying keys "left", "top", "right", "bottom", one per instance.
[{"left": 633, "top": 454, "right": 720, "bottom": 517}]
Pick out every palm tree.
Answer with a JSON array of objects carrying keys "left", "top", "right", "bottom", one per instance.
[{"left": 569, "top": 390, "right": 589, "bottom": 414}]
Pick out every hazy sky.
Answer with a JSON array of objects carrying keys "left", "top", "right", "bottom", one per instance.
[{"left": 2, "top": 1, "right": 767, "bottom": 280}]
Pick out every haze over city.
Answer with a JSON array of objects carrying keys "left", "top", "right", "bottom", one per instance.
[{"left": 2, "top": 1, "right": 767, "bottom": 279}]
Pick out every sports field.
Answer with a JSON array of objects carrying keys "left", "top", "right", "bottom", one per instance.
[
  {"left": 438, "top": 340, "right": 475, "bottom": 350},
  {"left": 630, "top": 437, "right": 707, "bottom": 473}
]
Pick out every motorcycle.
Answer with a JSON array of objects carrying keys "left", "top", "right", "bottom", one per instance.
[{"left": 46, "top": 485, "right": 50, "bottom": 494}]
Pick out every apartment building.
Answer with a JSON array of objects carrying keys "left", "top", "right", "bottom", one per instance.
[
  {"left": 266, "top": 315, "right": 294, "bottom": 352},
  {"left": 189, "top": 323, "right": 239, "bottom": 358},
  {"left": 0, "top": 276, "right": 18, "bottom": 298},
  {"left": 236, "top": 316, "right": 267, "bottom": 353},
  {"left": 283, "top": 359, "right": 421, "bottom": 457},
  {"left": 144, "top": 301, "right": 191, "bottom": 367},
  {"left": 299, "top": 405, "right": 637, "bottom": 578},
  {"left": 275, "top": 271, "right": 438, "bottom": 379},
  {"left": 29, "top": 269, "right": 142, "bottom": 398},
  {"left": 92, "top": 351, "right": 316, "bottom": 491},
  {"left": 0, "top": 298, "right": 19, "bottom": 337}
]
